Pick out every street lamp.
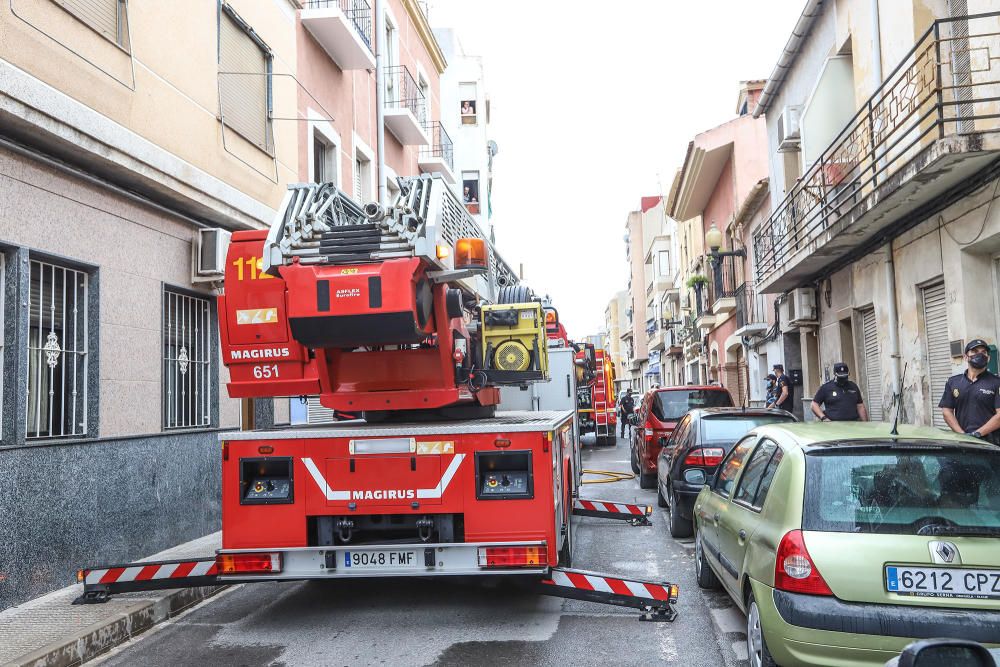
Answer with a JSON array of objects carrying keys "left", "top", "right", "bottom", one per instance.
[{"left": 705, "top": 222, "right": 746, "bottom": 260}]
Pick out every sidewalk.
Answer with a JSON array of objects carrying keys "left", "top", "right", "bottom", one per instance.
[{"left": 0, "top": 532, "right": 223, "bottom": 667}]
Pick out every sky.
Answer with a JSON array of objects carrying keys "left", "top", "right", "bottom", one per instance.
[{"left": 426, "top": 0, "right": 806, "bottom": 339}]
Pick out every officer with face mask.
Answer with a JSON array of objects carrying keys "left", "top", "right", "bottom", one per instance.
[
  {"left": 811, "top": 362, "right": 868, "bottom": 421},
  {"left": 940, "top": 339, "right": 1000, "bottom": 444}
]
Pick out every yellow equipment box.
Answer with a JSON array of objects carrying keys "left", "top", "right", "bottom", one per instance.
[{"left": 480, "top": 302, "right": 548, "bottom": 383}]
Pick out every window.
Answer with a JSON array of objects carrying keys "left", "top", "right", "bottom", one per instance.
[
  {"left": 26, "top": 259, "right": 89, "bottom": 439},
  {"left": 462, "top": 171, "right": 480, "bottom": 213},
  {"left": 460, "top": 82, "right": 477, "bottom": 124},
  {"left": 219, "top": 4, "right": 273, "bottom": 154},
  {"left": 657, "top": 250, "right": 670, "bottom": 278},
  {"left": 312, "top": 134, "right": 337, "bottom": 185},
  {"left": 734, "top": 440, "right": 779, "bottom": 509},
  {"left": 700, "top": 415, "right": 793, "bottom": 443},
  {"left": 163, "top": 288, "right": 212, "bottom": 429},
  {"left": 651, "top": 389, "right": 733, "bottom": 422},
  {"left": 354, "top": 153, "right": 371, "bottom": 203},
  {"left": 860, "top": 307, "right": 883, "bottom": 420},
  {"left": 53, "top": 0, "right": 129, "bottom": 49},
  {"left": 712, "top": 435, "right": 756, "bottom": 498}
]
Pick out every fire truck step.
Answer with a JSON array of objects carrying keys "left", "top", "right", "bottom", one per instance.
[
  {"left": 572, "top": 499, "right": 653, "bottom": 526},
  {"left": 538, "top": 567, "right": 678, "bottom": 621},
  {"left": 73, "top": 557, "right": 222, "bottom": 604}
]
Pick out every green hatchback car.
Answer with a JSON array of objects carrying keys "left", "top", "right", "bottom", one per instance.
[{"left": 691, "top": 422, "right": 1000, "bottom": 667}]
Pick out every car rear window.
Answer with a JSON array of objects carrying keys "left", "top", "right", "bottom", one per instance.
[
  {"left": 652, "top": 390, "right": 733, "bottom": 421},
  {"left": 803, "top": 447, "right": 1000, "bottom": 535},
  {"left": 700, "top": 415, "right": 794, "bottom": 442}
]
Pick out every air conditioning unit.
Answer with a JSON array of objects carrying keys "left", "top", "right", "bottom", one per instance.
[
  {"left": 193, "top": 228, "right": 232, "bottom": 282},
  {"left": 777, "top": 105, "right": 802, "bottom": 153},
  {"left": 784, "top": 287, "right": 817, "bottom": 326}
]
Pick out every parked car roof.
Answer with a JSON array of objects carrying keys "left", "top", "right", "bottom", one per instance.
[
  {"left": 751, "top": 422, "right": 991, "bottom": 450},
  {"left": 687, "top": 407, "right": 793, "bottom": 419}
]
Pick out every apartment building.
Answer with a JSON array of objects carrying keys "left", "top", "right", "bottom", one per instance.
[
  {"left": 751, "top": 1, "right": 1000, "bottom": 425},
  {"left": 669, "top": 81, "right": 770, "bottom": 407},
  {"left": 605, "top": 290, "right": 629, "bottom": 389}
]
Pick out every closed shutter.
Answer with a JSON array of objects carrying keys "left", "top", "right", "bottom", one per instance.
[
  {"left": 922, "top": 282, "right": 950, "bottom": 427},
  {"left": 219, "top": 9, "right": 271, "bottom": 153},
  {"left": 354, "top": 158, "right": 363, "bottom": 201},
  {"left": 861, "top": 308, "right": 883, "bottom": 421},
  {"left": 306, "top": 396, "right": 336, "bottom": 424},
  {"left": 54, "top": 0, "right": 122, "bottom": 45}
]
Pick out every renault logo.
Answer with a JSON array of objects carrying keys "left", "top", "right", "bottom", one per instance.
[{"left": 929, "top": 541, "right": 961, "bottom": 564}]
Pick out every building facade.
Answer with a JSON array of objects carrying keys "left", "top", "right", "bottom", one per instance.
[
  {"left": 669, "top": 81, "right": 770, "bottom": 406},
  {"left": 605, "top": 290, "right": 630, "bottom": 390},
  {"left": 752, "top": 0, "right": 1000, "bottom": 425}
]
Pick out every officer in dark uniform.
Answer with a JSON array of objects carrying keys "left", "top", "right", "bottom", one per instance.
[
  {"left": 939, "top": 338, "right": 1000, "bottom": 444},
  {"left": 811, "top": 362, "right": 868, "bottom": 421},
  {"left": 768, "top": 364, "right": 795, "bottom": 413}
]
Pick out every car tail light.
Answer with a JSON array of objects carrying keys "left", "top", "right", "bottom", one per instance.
[
  {"left": 774, "top": 530, "right": 832, "bottom": 596},
  {"left": 477, "top": 545, "right": 547, "bottom": 568},
  {"left": 683, "top": 447, "right": 726, "bottom": 466},
  {"left": 216, "top": 552, "right": 282, "bottom": 575},
  {"left": 644, "top": 428, "right": 654, "bottom": 444}
]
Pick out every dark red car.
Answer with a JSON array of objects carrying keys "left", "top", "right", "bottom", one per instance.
[{"left": 630, "top": 385, "right": 734, "bottom": 488}]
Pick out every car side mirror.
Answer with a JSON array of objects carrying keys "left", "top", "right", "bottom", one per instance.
[
  {"left": 684, "top": 469, "right": 707, "bottom": 486},
  {"left": 893, "top": 639, "right": 996, "bottom": 667},
  {"left": 659, "top": 436, "right": 668, "bottom": 446}
]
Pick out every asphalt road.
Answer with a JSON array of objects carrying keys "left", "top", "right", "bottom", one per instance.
[{"left": 95, "top": 433, "right": 748, "bottom": 667}]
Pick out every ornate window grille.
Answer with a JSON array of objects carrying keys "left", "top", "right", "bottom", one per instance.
[
  {"left": 163, "top": 289, "right": 212, "bottom": 429},
  {"left": 26, "top": 260, "right": 89, "bottom": 439}
]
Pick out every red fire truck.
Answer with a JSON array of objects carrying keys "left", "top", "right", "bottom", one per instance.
[
  {"left": 575, "top": 345, "right": 617, "bottom": 446},
  {"left": 75, "top": 176, "right": 676, "bottom": 620}
]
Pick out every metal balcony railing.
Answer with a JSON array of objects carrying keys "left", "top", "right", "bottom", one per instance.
[
  {"left": 734, "top": 282, "right": 768, "bottom": 330},
  {"left": 753, "top": 12, "right": 1000, "bottom": 285},
  {"left": 420, "top": 121, "right": 454, "bottom": 170},
  {"left": 645, "top": 318, "right": 658, "bottom": 337},
  {"left": 385, "top": 65, "right": 426, "bottom": 124},
  {"left": 303, "top": 0, "right": 373, "bottom": 50},
  {"left": 710, "top": 255, "right": 740, "bottom": 304}
]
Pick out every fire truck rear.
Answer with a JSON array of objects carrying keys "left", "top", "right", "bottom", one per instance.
[{"left": 76, "top": 175, "right": 677, "bottom": 619}]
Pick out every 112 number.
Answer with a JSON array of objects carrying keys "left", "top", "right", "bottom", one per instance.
[{"left": 232, "top": 256, "right": 274, "bottom": 281}]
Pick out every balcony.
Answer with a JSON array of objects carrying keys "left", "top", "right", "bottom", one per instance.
[
  {"left": 692, "top": 285, "right": 716, "bottom": 329},
  {"left": 384, "top": 65, "right": 429, "bottom": 146},
  {"left": 301, "top": 0, "right": 375, "bottom": 71},
  {"left": 733, "top": 282, "right": 769, "bottom": 337},
  {"left": 646, "top": 319, "right": 665, "bottom": 351},
  {"left": 664, "top": 327, "right": 684, "bottom": 356},
  {"left": 754, "top": 13, "right": 1000, "bottom": 293},
  {"left": 418, "top": 122, "right": 456, "bottom": 183},
  {"left": 709, "top": 255, "right": 739, "bottom": 316}
]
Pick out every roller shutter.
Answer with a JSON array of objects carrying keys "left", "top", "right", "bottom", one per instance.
[
  {"left": 219, "top": 7, "right": 271, "bottom": 153},
  {"left": 861, "top": 308, "right": 883, "bottom": 421},
  {"left": 921, "top": 282, "right": 950, "bottom": 428},
  {"left": 54, "top": 0, "right": 123, "bottom": 45}
]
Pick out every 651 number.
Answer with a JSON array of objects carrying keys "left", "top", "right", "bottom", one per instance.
[{"left": 253, "top": 365, "right": 279, "bottom": 379}]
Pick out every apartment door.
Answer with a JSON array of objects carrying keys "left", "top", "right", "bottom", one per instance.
[
  {"left": 860, "top": 308, "right": 883, "bottom": 421},
  {"left": 921, "top": 281, "right": 950, "bottom": 427}
]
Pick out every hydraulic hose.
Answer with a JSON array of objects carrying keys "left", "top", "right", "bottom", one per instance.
[{"left": 581, "top": 469, "right": 637, "bottom": 484}]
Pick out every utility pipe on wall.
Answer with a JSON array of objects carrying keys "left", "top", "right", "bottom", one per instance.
[
  {"left": 871, "top": 0, "right": 883, "bottom": 87},
  {"left": 375, "top": 0, "right": 386, "bottom": 205},
  {"left": 884, "top": 246, "right": 902, "bottom": 416}
]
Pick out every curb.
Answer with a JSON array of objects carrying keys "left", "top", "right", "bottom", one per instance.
[{"left": 5, "top": 585, "right": 224, "bottom": 667}]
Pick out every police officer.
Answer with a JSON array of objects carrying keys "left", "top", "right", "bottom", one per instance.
[
  {"left": 811, "top": 362, "right": 868, "bottom": 422},
  {"left": 618, "top": 388, "right": 635, "bottom": 439},
  {"left": 939, "top": 339, "right": 1000, "bottom": 444},
  {"left": 768, "top": 364, "right": 795, "bottom": 413}
]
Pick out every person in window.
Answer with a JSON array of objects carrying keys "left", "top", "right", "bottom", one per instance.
[
  {"left": 811, "top": 362, "right": 868, "bottom": 421},
  {"left": 461, "top": 100, "right": 475, "bottom": 116},
  {"left": 463, "top": 186, "right": 478, "bottom": 204}
]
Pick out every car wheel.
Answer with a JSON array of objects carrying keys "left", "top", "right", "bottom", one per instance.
[
  {"left": 639, "top": 471, "right": 656, "bottom": 489},
  {"left": 694, "top": 529, "right": 721, "bottom": 590},
  {"left": 746, "top": 591, "right": 777, "bottom": 667},
  {"left": 668, "top": 489, "right": 693, "bottom": 538},
  {"left": 656, "top": 481, "right": 668, "bottom": 508},
  {"left": 630, "top": 446, "right": 640, "bottom": 475}
]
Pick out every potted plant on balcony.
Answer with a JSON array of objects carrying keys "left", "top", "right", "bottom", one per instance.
[{"left": 686, "top": 274, "right": 709, "bottom": 290}]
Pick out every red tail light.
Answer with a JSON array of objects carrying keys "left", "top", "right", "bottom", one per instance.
[
  {"left": 216, "top": 552, "right": 282, "bottom": 575},
  {"left": 644, "top": 429, "right": 654, "bottom": 444},
  {"left": 683, "top": 447, "right": 725, "bottom": 466},
  {"left": 477, "top": 545, "right": 547, "bottom": 568},
  {"left": 774, "top": 530, "right": 832, "bottom": 596}
]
